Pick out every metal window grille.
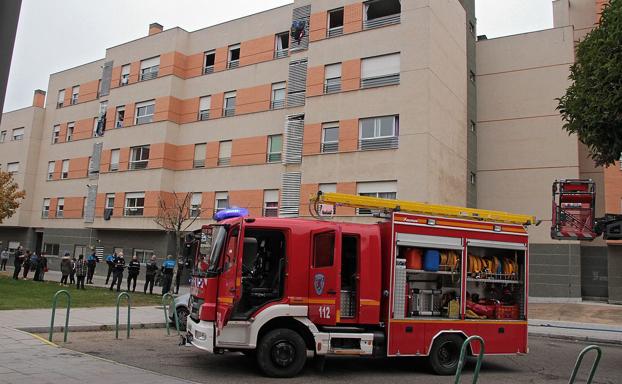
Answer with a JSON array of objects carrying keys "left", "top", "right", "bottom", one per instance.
[
  {"left": 327, "top": 27, "right": 344, "bottom": 38},
  {"left": 363, "top": 13, "right": 400, "bottom": 30},
  {"left": 218, "top": 157, "right": 231, "bottom": 166},
  {"left": 361, "top": 73, "right": 400, "bottom": 88},
  {"left": 129, "top": 160, "right": 148, "bottom": 170},
  {"left": 227, "top": 60, "right": 240, "bottom": 70},
  {"left": 203, "top": 66, "right": 214, "bottom": 75},
  {"left": 199, "top": 110, "right": 210, "bottom": 121},
  {"left": 223, "top": 108, "right": 235, "bottom": 117},
  {"left": 359, "top": 136, "right": 399, "bottom": 150},
  {"left": 274, "top": 50, "right": 289, "bottom": 59},
  {"left": 324, "top": 78, "right": 342, "bottom": 94},
  {"left": 271, "top": 100, "right": 285, "bottom": 110},
  {"left": 321, "top": 142, "right": 339, "bottom": 153}
]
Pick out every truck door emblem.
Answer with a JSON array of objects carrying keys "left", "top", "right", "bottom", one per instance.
[{"left": 314, "top": 273, "right": 325, "bottom": 295}]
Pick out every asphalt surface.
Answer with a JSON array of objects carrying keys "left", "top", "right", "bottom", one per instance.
[{"left": 61, "top": 329, "right": 621, "bottom": 383}]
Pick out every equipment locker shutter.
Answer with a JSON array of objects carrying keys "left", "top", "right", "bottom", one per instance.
[
  {"left": 395, "top": 233, "right": 463, "bottom": 250},
  {"left": 99, "top": 61, "right": 113, "bottom": 97},
  {"left": 466, "top": 239, "right": 526, "bottom": 251},
  {"left": 287, "top": 59, "right": 307, "bottom": 107},
  {"left": 283, "top": 115, "right": 304, "bottom": 164},
  {"left": 84, "top": 185, "right": 97, "bottom": 223},
  {"left": 89, "top": 142, "right": 103, "bottom": 179},
  {"left": 279, "top": 172, "right": 301, "bottom": 217},
  {"left": 290, "top": 5, "right": 311, "bottom": 51}
]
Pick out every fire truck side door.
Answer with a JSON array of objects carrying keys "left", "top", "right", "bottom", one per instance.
[
  {"left": 216, "top": 224, "right": 240, "bottom": 330},
  {"left": 308, "top": 229, "right": 341, "bottom": 326}
]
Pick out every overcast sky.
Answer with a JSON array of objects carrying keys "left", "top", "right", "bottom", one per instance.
[{"left": 3, "top": 0, "right": 553, "bottom": 112}]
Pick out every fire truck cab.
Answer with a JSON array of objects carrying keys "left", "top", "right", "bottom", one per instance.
[{"left": 186, "top": 194, "right": 533, "bottom": 377}]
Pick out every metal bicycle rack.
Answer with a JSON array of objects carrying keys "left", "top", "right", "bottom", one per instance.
[
  {"left": 115, "top": 292, "right": 131, "bottom": 339},
  {"left": 454, "top": 335, "right": 485, "bottom": 384},
  {"left": 568, "top": 345, "right": 602, "bottom": 384},
  {"left": 162, "top": 293, "right": 180, "bottom": 336},
  {"left": 49, "top": 290, "right": 72, "bottom": 342}
]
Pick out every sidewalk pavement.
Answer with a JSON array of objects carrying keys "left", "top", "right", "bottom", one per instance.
[{"left": 0, "top": 326, "right": 197, "bottom": 384}]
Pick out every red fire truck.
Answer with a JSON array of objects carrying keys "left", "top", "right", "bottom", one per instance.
[{"left": 185, "top": 193, "right": 536, "bottom": 377}]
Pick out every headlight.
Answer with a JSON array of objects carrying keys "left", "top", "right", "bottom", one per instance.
[{"left": 195, "top": 330, "right": 207, "bottom": 340}]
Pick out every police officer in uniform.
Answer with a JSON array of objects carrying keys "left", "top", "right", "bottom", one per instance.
[
  {"left": 105, "top": 253, "right": 115, "bottom": 285},
  {"left": 161, "top": 255, "right": 176, "bottom": 295},
  {"left": 144, "top": 255, "right": 158, "bottom": 294},
  {"left": 86, "top": 249, "right": 98, "bottom": 284},
  {"left": 127, "top": 255, "right": 141, "bottom": 292},
  {"left": 109, "top": 252, "right": 126, "bottom": 292}
]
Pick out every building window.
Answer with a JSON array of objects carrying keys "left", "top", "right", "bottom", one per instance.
[
  {"left": 190, "top": 193, "right": 202, "bottom": 217},
  {"left": 470, "top": 120, "right": 476, "bottom": 133},
  {"left": 92, "top": 118, "right": 101, "bottom": 138},
  {"left": 139, "top": 56, "right": 160, "bottom": 81},
  {"left": 199, "top": 96, "right": 211, "bottom": 120},
  {"left": 469, "top": 70, "right": 476, "bottom": 83},
  {"left": 120, "top": 64, "right": 130, "bottom": 86},
  {"left": 57, "top": 198, "right": 65, "bottom": 218},
  {"left": 204, "top": 50, "right": 215, "bottom": 74},
  {"left": 47, "top": 161, "right": 55, "bottom": 180},
  {"left": 267, "top": 134, "right": 283, "bottom": 163},
  {"left": 61, "top": 160, "right": 69, "bottom": 179},
  {"left": 135, "top": 100, "right": 155, "bottom": 124},
  {"left": 7, "top": 162, "right": 18, "bottom": 176},
  {"left": 57, "top": 90, "right": 65, "bottom": 108},
  {"left": 271, "top": 82, "right": 286, "bottom": 109},
  {"left": 227, "top": 44, "right": 240, "bottom": 69},
  {"left": 66, "top": 123, "right": 74, "bottom": 142},
  {"left": 263, "top": 190, "right": 279, "bottom": 217},
  {"left": 43, "top": 243, "right": 60, "bottom": 256},
  {"left": 0, "top": 130, "right": 6, "bottom": 143},
  {"left": 105, "top": 193, "right": 115, "bottom": 217},
  {"left": 275, "top": 32, "right": 289, "bottom": 58},
  {"left": 313, "top": 232, "right": 335, "bottom": 268},
  {"left": 133, "top": 249, "right": 155, "bottom": 264},
  {"left": 223, "top": 91, "right": 236, "bottom": 117},
  {"left": 11, "top": 128, "right": 24, "bottom": 141},
  {"left": 318, "top": 183, "right": 337, "bottom": 214},
  {"left": 129, "top": 145, "right": 150, "bottom": 170},
  {"left": 327, "top": 8, "right": 344, "bottom": 37},
  {"left": 42, "top": 198, "right": 50, "bottom": 218},
  {"left": 110, "top": 149, "right": 120, "bottom": 172},
  {"left": 363, "top": 0, "right": 401, "bottom": 30},
  {"left": 52, "top": 125, "right": 60, "bottom": 144},
  {"left": 193, "top": 143, "right": 206, "bottom": 168},
  {"left": 71, "top": 86, "right": 79, "bottom": 105},
  {"left": 124, "top": 192, "right": 145, "bottom": 216},
  {"left": 324, "top": 63, "right": 342, "bottom": 93},
  {"left": 214, "top": 192, "right": 229, "bottom": 212},
  {"left": 361, "top": 53, "right": 400, "bottom": 88},
  {"left": 357, "top": 181, "right": 397, "bottom": 215},
  {"left": 470, "top": 172, "right": 477, "bottom": 185},
  {"left": 321, "top": 123, "right": 339, "bottom": 153},
  {"left": 359, "top": 115, "right": 399, "bottom": 150},
  {"left": 115, "top": 106, "right": 125, "bottom": 128},
  {"left": 218, "top": 140, "right": 232, "bottom": 166}
]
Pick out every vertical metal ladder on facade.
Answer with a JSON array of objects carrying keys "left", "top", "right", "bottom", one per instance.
[{"left": 310, "top": 192, "right": 537, "bottom": 226}]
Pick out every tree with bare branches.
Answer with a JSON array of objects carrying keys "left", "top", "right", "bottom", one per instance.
[
  {"left": 0, "top": 171, "right": 26, "bottom": 223},
  {"left": 153, "top": 191, "right": 201, "bottom": 258}
]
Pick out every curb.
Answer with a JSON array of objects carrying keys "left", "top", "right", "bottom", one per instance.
[
  {"left": 528, "top": 332, "right": 622, "bottom": 346},
  {"left": 19, "top": 322, "right": 167, "bottom": 334}
]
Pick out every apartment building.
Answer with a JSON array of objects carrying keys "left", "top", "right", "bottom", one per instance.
[{"left": 1, "top": 0, "right": 619, "bottom": 302}]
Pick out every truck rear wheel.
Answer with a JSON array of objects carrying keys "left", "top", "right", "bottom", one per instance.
[
  {"left": 428, "top": 334, "right": 464, "bottom": 375},
  {"left": 256, "top": 328, "right": 307, "bottom": 378}
]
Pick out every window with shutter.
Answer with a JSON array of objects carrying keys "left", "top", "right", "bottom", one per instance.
[
  {"left": 218, "top": 141, "right": 232, "bottom": 166},
  {"left": 140, "top": 57, "right": 160, "bottom": 81},
  {"left": 199, "top": 96, "right": 211, "bottom": 120},
  {"left": 361, "top": 53, "right": 400, "bottom": 88}
]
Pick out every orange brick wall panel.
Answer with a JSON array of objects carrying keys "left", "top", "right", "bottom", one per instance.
[
  {"left": 185, "top": 53, "right": 204, "bottom": 78},
  {"left": 125, "top": 103, "right": 136, "bottom": 127},
  {"left": 64, "top": 197, "right": 84, "bottom": 219},
  {"left": 48, "top": 198, "right": 57, "bottom": 219},
  {"left": 58, "top": 123, "right": 68, "bottom": 143},
  {"left": 229, "top": 190, "right": 264, "bottom": 217},
  {"left": 176, "top": 144, "right": 195, "bottom": 170},
  {"left": 105, "top": 107, "right": 116, "bottom": 130},
  {"left": 210, "top": 93, "right": 224, "bottom": 119},
  {"left": 201, "top": 192, "right": 215, "bottom": 219},
  {"left": 310, "top": 11, "right": 328, "bottom": 42},
  {"left": 95, "top": 193, "right": 106, "bottom": 217},
  {"left": 231, "top": 136, "right": 268, "bottom": 166},
  {"left": 342, "top": 59, "right": 361, "bottom": 92},
  {"left": 118, "top": 148, "right": 130, "bottom": 172},
  {"left": 162, "top": 143, "right": 178, "bottom": 170},
  {"left": 339, "top": 119, "right": 359, "bottom": 152},
  {"left": 604, "top": 163, "right": 622, "bottom": 214},
  {"left": 73, "top": 119, "right": 93, "bottom": 141},
  {"left": 143, "top": 191, "right": 162, "bottom": 217},
  {"left": 344, "top": 3, "right": 363, "bottom": 34},
  {"left": 159, "top": 51, "right": 187, "bottom": 78},
  {"left": 110, "top": 66, "right": 122, "bottom": 89},
  {"left": 300, "top": 183, "right": 319, "bottom": 215},
  {"left": 129, "top": 61, "right": 140, "bottom": 84},
  {"left": 68, "top": 157, "right": 89, "bottom": 179},
  {"left": 205, "top": 142, "right": 220, "bottom": 168},
  {"left": 214, "top": 47, "right": 229, "bottom": 72},
  {"left": 236, "top": 84, "right": 271, "bottom": 115},
  {"left": 113, "top": 192, "right": 125, "bottom": 217},
  {"left": 180, "top": 97, "right": 200, "bottom": 124},
  {"left": 303, "top": 123, "right": 322, "bottom": 155},
  {"left": 154, "top": 96, "right": 182, "bottom": 124},
  {"left": 240, "top": 35, "right": 275, "bottom": 67},
  {"left": 53, "top": 160, "right": 62, "bottom": 180},
  {"left": 33, "top": 92, "right": 45, "bottom": 108},
  {"left": 307, "top": 66, "right": 325, "bottom": 97},
  {"left": 596, "top": 0, "right": 608, "bottom": 22},
  {"left": 63, "top": 90, "right": 72, "bottom": 107},
  {"left": 148, "top": 143, "right": 166, "bottom": 169},
  {"left": 79, "top": 80, "right": 99, "bottom": 103},
  {"left": 337, "top": 182, "right": 357, "bottom": 216},
  {"left": 100, "top": 149, "right": 111, "bottom": 172}
]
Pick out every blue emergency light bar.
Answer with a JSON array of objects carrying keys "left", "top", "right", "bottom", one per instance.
[{"left": 213, "top": 207, "right": 249, "bottom": 222}]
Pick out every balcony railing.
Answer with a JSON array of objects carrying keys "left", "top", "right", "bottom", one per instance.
[
  {"left": 363, "top": 14, "right": 401, "bottom": 30},
  {"left": 203, "top": 65, "right": 214, "bottom": 75},
  {"left": 198, "top": 110, "right": 210, "bottom": 121},
  {"left": 274, "top": 50, "right": 289, "bottom": 59},
  {"left": 193, "top": 160, "right": 205, "bottom": 168},
  {"left": 227, "top": 60, "right": 240, "bottom": 70},
  {"left": 361, "top": 73, "right": 400, "bottom": 89},
  {"left": 218, "top": 157, "right": 231, "bottom": 166},
  {"left": 271, "top": 99, "right": 285, "bottom": 110},
  {"left": 359, "top": 136, "right": 399, "bottom": 151},
  {"left": 109, "top": 164, "right": 119, "bottom": 172},
  {"left": 124, "top": 208, "right": 144, "bottom": 216},
  {"left": 56, "top": 211, "right": 64, "bottom": 218},
  {"left": 129, "top": 160, "right": 148, "bottom": 170},
  {"left": 321, "top": 142, "right": 339, "bottom": 153},
  {"left": 70, "top": 97, "right": 78, "bottom": 105},
  {"left": 267, "top": 153, "right": 282, "bottom": 163},
  {"left": 42, "top": 211, "right": 49, "bottom": 218},
  {"left": 327, "top": 27, "right": 344, "bottom": 38},
  {"left": 136, "top": 115, "right": 154, "bottom": 125},
  {"left": 223, "top": 107, "right": 235, "bottom": 117},
  {"left": 140, "top": 70, "right": 158, "bottom": 81},
  {"left": 324, "top": 78, "right": 342, "bottom": 94}
]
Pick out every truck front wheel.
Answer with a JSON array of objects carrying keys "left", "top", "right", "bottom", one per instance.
[
  {"left": 256, "top": 328, "right": 307, "bottom": 377},
  {"left": 428, "top": 334, "right": 464, "bottom": 375}
]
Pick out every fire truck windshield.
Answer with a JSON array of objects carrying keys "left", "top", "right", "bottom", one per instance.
[{"left": 195, "top": 225, "right": 227, "bottom": 277}]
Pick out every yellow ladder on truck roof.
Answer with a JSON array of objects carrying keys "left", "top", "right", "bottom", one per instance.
[{"left": 311, "top": 192, "right": 537, "bottom": 226}]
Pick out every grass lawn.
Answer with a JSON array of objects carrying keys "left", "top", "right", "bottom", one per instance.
[{"left": 0, "top": 274, "right": 164, "bottom": 310}]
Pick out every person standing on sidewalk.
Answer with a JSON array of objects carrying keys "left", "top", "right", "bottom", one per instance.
[
  {"left": 109, "top": 252, "right": 125, "bottom": 292},
  {"left": 1, "top": 247, "right": 9, "bottom": 271},
  {"left": 86, "top": 249, "right": 97, "bottom": 284},
  {"left": 105, "top": 253, "right": 115, "bottom": 285},
  {"left": 69, "top": 256, "right": 76, "bottom": 285},
  {"left": 144, "top": 255, "right": 158, "bottom": 294},
  {"left": 12, "top": 246, "right": 24, "bottom": 279},
  {"left": 75, "top": 254, "right": 87, "bottom": 289},
  {"left": 60, "top": 253, "right": 72, "bottom": 286},
  {"left": 161, "top": 255, "right": 176, "bottom": 295},
  {"left": 22, "top": 250, "right": 32, "bottom": 279},
  {"left": 127, "top": 255, "right": 141, "bottom": 292}
]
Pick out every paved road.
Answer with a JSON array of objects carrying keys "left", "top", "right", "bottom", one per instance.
[{"left": 63, "top": 329, "right": 620, "bottom": 384}]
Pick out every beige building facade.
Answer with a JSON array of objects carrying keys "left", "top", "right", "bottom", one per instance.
[{"left": 0, "top": 0, "right": 618, "bottom": 301}]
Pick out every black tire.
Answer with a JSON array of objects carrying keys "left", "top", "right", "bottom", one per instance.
[
  {"left": 256, "top": 328, "right": 307, "bottom": 378},
  {"left": 175, "top": 307, "right": 189, "bottom": 331},
  {"left": 428, "top": 334, "right": 464, "bottom": 375}
]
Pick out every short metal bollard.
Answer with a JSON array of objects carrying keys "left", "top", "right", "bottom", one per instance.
[
  {"left": 49, "top": 290, "right": 72, "bottom": 342},
  {"left": 115, "top": 292, "right": 131, "bottom": 339},
  {"left": 454, "top": 335, "right": 485, "bottom": 384},
  {"left": 568, "top": 345, "right": 602, "bottom": 384},
  {"left": 162, "top": 293, "right": 180, "bottom": 336}
]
